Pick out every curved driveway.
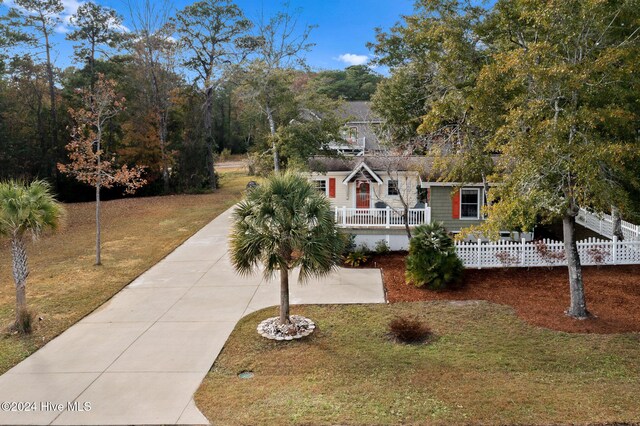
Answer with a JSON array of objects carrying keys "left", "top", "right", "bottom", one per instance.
[{"left": 0, "top": 206, "right": 385, "bottom": 425}]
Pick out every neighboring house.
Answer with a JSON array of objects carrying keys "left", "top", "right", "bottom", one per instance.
[
  {"left": 326, "top": 101, "right": 383, "bottom": 155},
  {"left": 307, "top": 156, "right": 528, "bottom": 250}
]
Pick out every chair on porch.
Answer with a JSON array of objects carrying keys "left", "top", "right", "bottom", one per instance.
[{"left": 373, "top": 201, "right": 388, "bottom": 224}]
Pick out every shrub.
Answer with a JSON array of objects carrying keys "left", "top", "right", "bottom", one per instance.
[
  {"left": 405, "top": 222, "right": 464, "bottom": 290},
  {"left": 388, "top": 316, "right": 431, "bottom": 343},
  {"left": 14, "top": 307, "right": 34, "bottom": 335},
  {"left": 374, "top": 239, "right": 390, "bottom": 254},
  {"left": 344, "top": 251, "right": 368, "bottom": 267},
  {"left": 340, "top": 233, "right": 356, "bottom": 256},
  {"left": 218, "top": 148, "right": 232, "bottom": 162}
]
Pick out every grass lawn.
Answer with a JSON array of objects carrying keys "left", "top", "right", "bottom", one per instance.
[
  {"left": 196, "top": 302, "right": 640, "bottom": 425},
  {"left": 0, "top": 172, "right": 251, "bottom": 374}
]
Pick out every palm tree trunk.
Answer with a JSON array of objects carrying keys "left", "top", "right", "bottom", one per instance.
[
  {"left": 279, "top": 266, "right": 290, "bottom": 325},
  {"left": 11, "top": 236, "right": 29, "bottom": 324},
  {"left": 563, "top": 212, "right": 588, "bottom": 318}
]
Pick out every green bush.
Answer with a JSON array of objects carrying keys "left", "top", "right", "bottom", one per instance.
[
  {"left": 344, "top": 251, "right": 368, "bottom": 267},
  {"left": 340, "top": 233, "right": 356, "bottom": 256},
  {"left": 374, "top": 239, "right": 390, "bottom": 254},
  {"left": 405, "top": 222, "right": 464, "bottom": 290}
]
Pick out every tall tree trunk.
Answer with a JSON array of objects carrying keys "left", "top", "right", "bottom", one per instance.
[
  {"left": 95, "top": 181, "right": 101, "bottom": 266},
  {"left": 403, "top": 206, "right": 412, "bottom": 240},
  {"left": 562, "top": 211, "right": 588, "bottom": 318},
  {"left": 279, "top": 266, "right": 290, "bottom": 325},
  {"left": 611, "top": 205, "right": 624, "bottom": 241},
  {"left": 266, "top": 103, "right": 279, "bottom": 172},
  {"left": 11, "top": 236, "right": 29, "bottom": 324},
  {"left": 159, "top": 112, "right": 170, "bottom": 194},
  {"left": 204, "top": 87, "right": 217, "bottom": 190},
  {"left": 44, "top": 29, "right": 58, "bottom": 178}
]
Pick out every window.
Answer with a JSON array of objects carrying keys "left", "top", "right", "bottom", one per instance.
[
  {"left": 388, "top": 180, "right": 399, "bottom": 196},
  {"left": 417, "top": 187, "right": 429, "bottom": 204},
  {"left": 342, "top": 127, "right": 358, "bottom": 143},
  {"left": 313, "top": 179, "right": 327, "bottom": 195},
  {"left": 460, "top": 188, "right": 480, "bottom": 219}
]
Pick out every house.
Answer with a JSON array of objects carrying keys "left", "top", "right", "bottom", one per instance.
[
  {"left": 326, "top": 101, "right": 383, "bottom": 155},
  {"left": 307, "top": 156, "right": 525, "bottom": 250}
]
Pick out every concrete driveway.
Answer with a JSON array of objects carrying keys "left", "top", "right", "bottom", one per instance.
[{"left": 0, "top": 206, "right": 385, "bottom": 425}]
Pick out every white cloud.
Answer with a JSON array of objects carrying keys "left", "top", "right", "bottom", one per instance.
[
  {"left": 336, "top": 53, "right": 369, "bottom": 66},
  {"left": 6, "top": 0, "right": 128, "bottom": 34}
]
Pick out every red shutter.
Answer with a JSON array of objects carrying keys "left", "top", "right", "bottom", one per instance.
[
  {"left": 452, "top": 189, "right": 460, "bottom": 219},
  {"left": 329, "top": 178, "right": 336, "bottom": 198}
]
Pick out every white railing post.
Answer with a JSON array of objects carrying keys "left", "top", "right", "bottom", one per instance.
[
  {"left": 424, "top": 205, "right": 429, "bottom": 224},
  {"left": 612, "top": 235, "right": 618, "bottom": 265},
  {"left": 386, "top": 206, "right": 390, "bottom": 229},
  {"left": 521, "top": 238, "right": 526, "bottom": 266},
  {"left": 334, "top": 207, "right": 338, "bottom": 224},
  {"left": 477, "top": 239, "right": 482, "bottom": 269},
  {"left": 342, "top": 206, "right": 347, "bottom": 226}
]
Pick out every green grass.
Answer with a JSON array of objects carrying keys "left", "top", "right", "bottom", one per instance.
[
  {"left": 0, "top": 172, "right": 251, "bottom": 374},
  {"left": 195, "top": 302, "right": 640, "bottom": 425}
]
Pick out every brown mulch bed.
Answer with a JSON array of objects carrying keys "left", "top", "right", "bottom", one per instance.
[{"left": 370, "top": 253, "right": 640, "bottom": 334}]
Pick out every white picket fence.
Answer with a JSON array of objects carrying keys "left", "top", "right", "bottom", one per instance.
[
  {"left": 576, "top": 208, "right": 640, "bottom": 241},
  {"left": 455, "top": 237, "right": 640, "bottom": 269}
]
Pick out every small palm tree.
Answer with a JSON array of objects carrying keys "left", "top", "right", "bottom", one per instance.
[
  {"left": 230, "top": 173, "right": 344, "bottom": 325},
  {"left": 0, "top": 180, "right": 64, "bottom": 331}
]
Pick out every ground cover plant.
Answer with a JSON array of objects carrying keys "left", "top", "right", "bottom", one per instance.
[
  {"left": 0, "top": 172, "right": 251, "bottom": 374},
  {"left": 196, "top": 303, "right": 640, "bottom": 425}
]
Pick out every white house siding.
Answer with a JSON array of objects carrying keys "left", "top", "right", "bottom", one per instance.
[
  {"left": 309, "top": 171, "right": 421, "bottom": 210},
  {"left": 343, "top": 229, "right": 412, "bottom": 251}
]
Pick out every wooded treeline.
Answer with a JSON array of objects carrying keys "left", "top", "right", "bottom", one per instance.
[{"left": 0, "top": 0, "right": 382, "bottom": 201}]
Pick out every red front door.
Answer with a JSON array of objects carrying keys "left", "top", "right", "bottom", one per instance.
[{"left": 356, "top": 181, "right": 370, "bottom": 208}]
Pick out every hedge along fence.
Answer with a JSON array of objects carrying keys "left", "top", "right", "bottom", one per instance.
[{"left": 455, "top": 237, "right": 640, "bottom": 269}]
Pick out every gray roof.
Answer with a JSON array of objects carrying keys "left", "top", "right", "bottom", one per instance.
[
  {"left": 309, "top": 155, "right": 434, "bottom": 174},
  {"left": 338, "top": 101, "right": 382, "bottom": 123}
]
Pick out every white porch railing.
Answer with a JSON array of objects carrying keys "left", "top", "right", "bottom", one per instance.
[
  {"left": 576, "top": 208, "right": 640, "bottom": 241},
  {"left": 334, "top": 206, "right": 431, "bottom": 228},
  {"left": 455, "top": 237, "right": 640, "bottom": 269}
]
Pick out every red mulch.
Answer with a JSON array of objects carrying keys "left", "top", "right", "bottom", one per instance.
[{"left": 369, "top": 253, "right": 640, "bottom": 334}]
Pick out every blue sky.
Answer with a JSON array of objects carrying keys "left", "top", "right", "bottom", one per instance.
[{"left": 2, "top": 0, "right": 415, "bottom": 73}]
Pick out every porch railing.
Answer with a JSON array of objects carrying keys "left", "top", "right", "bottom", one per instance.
[
  {"left": 334, "top": 206, "right": 431, "bottom": 228},
  {"left": 576, "top": 208, "right": 640, "bottom": 241}
]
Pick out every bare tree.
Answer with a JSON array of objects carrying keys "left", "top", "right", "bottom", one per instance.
[
  {"left": 127, "top": 0, "right": 180, "bottom": 193},
  {"left": 172, "top": 0, "right": 252, "bottom": 190},
  {"left": 369, "top": 149, "right": 426, "bottom": 240},
  {"left": 244, "top": 4, "right": 315, "bottom": 171},
  {"left": 58, "top": 75, "right": 146, "bottom": 265}
]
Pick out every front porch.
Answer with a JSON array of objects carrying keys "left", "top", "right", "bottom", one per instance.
[{"left": 334, "top": 206, "right": 432, "bottom": 229}]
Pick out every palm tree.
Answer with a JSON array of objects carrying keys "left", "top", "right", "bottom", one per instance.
[
  {"left": 230, "top": 173, "right": 344, "bottom": 325},
  {"left": 0, "top": 180, "right": 64, "bottom": 330}
]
